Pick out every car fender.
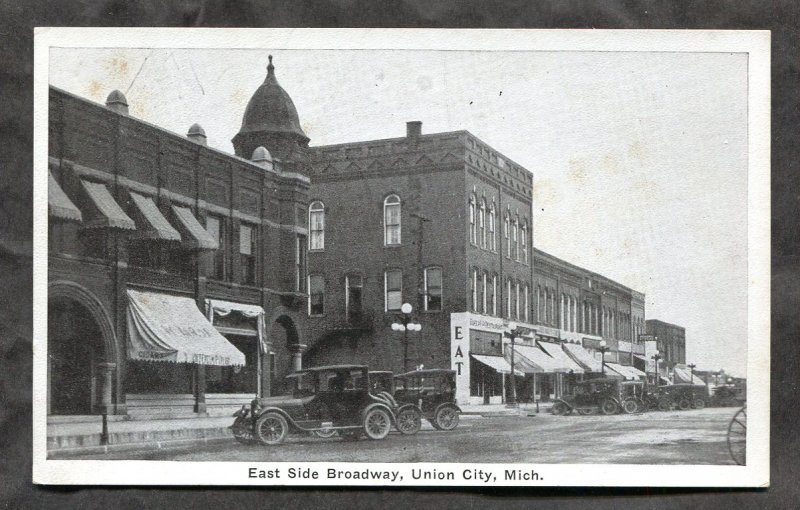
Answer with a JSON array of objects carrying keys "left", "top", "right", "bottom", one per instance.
[
  {"left": 553, "top": 398, "right": 575, "bottom": 410},
  {"left": 361, "top": 402, "right": 396, "bottom": 424},
  {"left": 254, "top": 406, "right": 301, "bottom": 431},
  {"left": 396, "top": 403, "right": 422, "bottom": 415},
  {"left": 434, "top": 402, "right": 461, "bottom": 416}
]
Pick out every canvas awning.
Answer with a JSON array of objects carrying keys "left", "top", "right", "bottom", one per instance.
[
  {"left": 605, "top": 363, "right": 645, "bottom": 380},
  {"left": 171, "top": 205, "right": 219, "bottom": 250},
  {"left": 49, "top": 172, "right": 82, "bottom": 222},
  {"left": 506, "top": 344, "right": 563, "bottom": 374},
  {"left": 80, "top": 180, "right": 136, "bottom": 230},
  {"left": 537, "top": 342, "right": 585, "bottom": 373},
  {"left": 563, "top": 342, "right": 603, "bottom": 372},
  {"left": 127, "top": 289, "right": 245, "bottom": 366},
  {"left": 673, "top": 365, "right": 706, "bottom": 386},
  {"left": 129, "top": 192, "right": 181, "bottom": 241},
  {"left": 471, "top": 354, "right": 524, "bottom": 377}
]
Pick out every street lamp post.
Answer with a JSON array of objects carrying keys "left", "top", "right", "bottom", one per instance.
[
  {"left": 503, "top": 322, "right": 520, "bottom": 408},
  {"left": 598, "top": 340, "right": 609, "bottom": 375},
  {"left": 391, "top": 303, "right": 422, "bottom": 373},
  {"left": 688, "top": 363, "right": 696, "bottom": 384},
  {"left": 651, "top": 350, "right": 662, "bottom": 387}
]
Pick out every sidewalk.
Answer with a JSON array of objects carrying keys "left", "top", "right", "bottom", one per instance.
[{"left": 48, "top": 402, "right": 552, "bottom": 457}]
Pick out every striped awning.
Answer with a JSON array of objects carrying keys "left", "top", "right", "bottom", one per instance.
[
  {"left": 537, "top": 342, "right": 585, "bottom": 373},
  {"left": 563, "top": 342, "right": 603, "bottom": 372},
  {"left": 129, "top": 192, "right": 181, "bottom": 241},
  {"left": 471, "top": 354, "right": 524, "bottom": 377},
  {"left": 605, "top": 363, "right": 644, "bottom": 380},
  {"left": 171, "top": 205, "right": 219, "bottom": 250},
  {"left": 506, "top": 344, "right": 564, "bottom": 374},
  {"left": 80, "top": 180, "right": 136, "bottom": 230},
  {"left": 48, "top": 172, "right": 82, "bottom": 222}
]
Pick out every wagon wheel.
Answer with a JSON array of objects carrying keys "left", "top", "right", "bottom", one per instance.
[
  {"left": 727, "top": 407, "right": 746, "bottom": 465},
  {"left": 396, "top": 407, "right": 422, "bottom": 435},
  {"left": 677, "top": 399, "right": 692, "bottom": 411},
  {"left": 434, "top": 406, "right": 460, "bottom": 430},
  {"left": 255, "top": 412, "right": 289, "bottom": 445},
  {"left": 363, "top": 408, "right": 392, "bottom": 440},
  {"left": 622, "top": 399, "right": 639, "bottom": 414},
  {"left": 600, "top": 399, "right": 619, "bottom": 415}
]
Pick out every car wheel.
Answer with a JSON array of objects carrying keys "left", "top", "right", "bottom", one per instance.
[
  {"left": 363, "top": 408, "right": 392, "bottom": 440},
  {"left": 434, "top": 406, "right": 460, "bottom": 431},
  {"left": 552, "top": 402, "right": 567, "bottom": 416},
  {"left": 693, "top": 399, "right": 706, "bottom": 410},
  {"left": 255, "top": 412, "right": 289, "bottom": 445},
  {"left": 657, "top": 399, "right": 671, "bottom": 412},
  {"left": 622, "top": 399, "right": 639, "bottom": 414},
  {"left": 396, "top": 408, "right": 422, "bottom": 435},
  {"left": 678, "top": 399, "right": 692, "bottom": 411},
  {"left": 313, "top": 428, "right": 338, "bottom": 439},
  {"left": 231, "top": 416, "right": 256, "bottom": 445},
  {"left": 601, "top": 399, "right": 619, "bottom": 415},
  {"left": 577, "top": 408, "right": 595, "bottom": 416}
]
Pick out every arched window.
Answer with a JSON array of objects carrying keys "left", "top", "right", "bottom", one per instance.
[
  {"left": 479, "top": 199, "right": 487, "bottom": 248},
  {"left": 512, "top": 216, "right": 519, "bottom": 261},
  {"left": 309, "top": 201, "right": 325, "bottom": 250},
  {"left": 469, "top": 194, "right": 477, "bottom": 245},
  {"left": 504, "top": 214, "right": 511, "bottom": 257},
  {"left": 384, "top": 194, "right": 401, "bottom": 246},
  {"left": 488, "top": 203, "right": 496, "bottom": 251},
  {"left": 520, "top": 222, "right": 528, "bottom": 264}
]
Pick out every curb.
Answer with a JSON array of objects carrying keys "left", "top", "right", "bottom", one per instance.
[{"left": 48, "top": 434, "right": 234, "bottom": 459}]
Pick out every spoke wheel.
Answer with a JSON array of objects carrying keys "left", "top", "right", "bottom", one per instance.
[
  {"left": 255, "top": 412, "right": 289, "bottom": 445},
  {"left": 363, "top": 408, "right": 392, "bottom": 440},
  {"left": 727, "top": 407, "right": 747, "bottom": 465},
  {"left": 231, "top": 416, "right": 257, "bottom": 445},
  {"left": 622, "top": 399, "right": 639, "bottom": 414},
  {"left": 678, "top": 399, "right": 692, "bottom": 411},
  {"left": 434, "top": 406, "right": 460, "bottom": 431},
  {"left": 552, "top": 402, "right": 567, "bottom": 416},
  {"left": 693, "top": 399, "right": 706, "bottom": 410},
  {"left": 396, "top": 408, "right": 422, "bottom": 435},
  {"left": 601, "top": 399, "right": 619, "bottom": 415}
]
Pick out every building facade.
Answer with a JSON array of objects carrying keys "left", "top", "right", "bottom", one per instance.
[
  {"left": 646, "top": 319, "right": 687, "bottom": 374},
  {"left": 46, "top": 59, "right": 311, "bottom": 416}
]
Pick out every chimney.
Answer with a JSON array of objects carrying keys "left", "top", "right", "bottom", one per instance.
[
  {"left": 187, "top": 124, "right": 207, "bottom": 145},
  {"left": 105, "top": 90, "right": 129, "bottom": 115},
  {"left": 406, "top": 121, "right": 422, "bottom": 139}
]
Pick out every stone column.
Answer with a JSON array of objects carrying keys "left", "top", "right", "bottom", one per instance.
[{"left": 291, "top": 344, "right": 308, "bottom": 372}]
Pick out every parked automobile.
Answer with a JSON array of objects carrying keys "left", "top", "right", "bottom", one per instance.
[
  {"left": 230, "top": 365, "right": 396, "bottom": 445},
  {"left": 710, "top": 384, "right": 746, "bottom": 407},
  {"left": 393, "top": 369, "right": 462, "bottom": 430},
  {"left": 552, "top": 377, "right": 628, "bottom": 416},
  {"left": 650, "top": 383, "right": 707, "bottom": 411},
  {"left": 368, "top": 370, "right": 423, "bottom": 435}
]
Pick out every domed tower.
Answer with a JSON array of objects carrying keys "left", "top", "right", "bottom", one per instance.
[{"left": 232, "top": 55, "right": 310, "bottom": 163}]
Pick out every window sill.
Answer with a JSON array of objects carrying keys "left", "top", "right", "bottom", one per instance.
[
  {"left": 308, "top": 249, "right": 325, "bottom": 254},
  {"left": 308, "top": 313, "right": 325, "bottom": 318},
  {"left": 383, "top": 244, "right": 402, "bottom": 249}
]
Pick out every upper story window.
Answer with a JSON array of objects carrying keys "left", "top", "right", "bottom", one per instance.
[
  {"left": 488, "top": 204, "right": 496, "bottom": 252},
  {"left": 469, "top": 194, "right": 477, "bottom": 245},
  {"left": 481, "top": 271, "right": 488, "bottom": 314},
  {"left": 504, "top": 214, "right": 511, "bottom": 257},
  {"left": 309, "top": 201, "right": 325, "bottom": 250},
  {"left": 512, "top": 216, "right": 519, "bottom": 261},
  {"left": 385, "top": 269, "right": 403, "bottom": 312},
  {"left": 521, "top": 222, "right": 528, "bottom": 264},
  {"left": 239, "top": 223, "right": 257, "bottom": 285},
  {"left": 308, "top": 275, "right": 325, "bottom": 316},
  {"left": 471, "top": 268, "right": 479, "bottom": 312},
  {"left": 479, "top": 199, "right": 487, "bottom": 248},
  {"left": 296, "top": 234, "right": 307, "bottom": 292},
  {"left": 524, "top": 285, "right": 530, "bottom": 322},
  {"left": 424, "top": 267, "right": 443, "bottom": 312},
  {"left": 346, "top": 274, "right": 364, "bottom": 322},
  {"left": 491, "top": 274, "right": 498, "bottom": 316},
  {"left": 206, "top": 215, "right": 227, "bottom": 280},
  {"left": 384, "top": 194, "right": 401, "bottom": 246}
]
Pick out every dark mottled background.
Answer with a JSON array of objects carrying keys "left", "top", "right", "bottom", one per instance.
[{"left": 0, "top": 1, "right": 797, "bottom": 507}]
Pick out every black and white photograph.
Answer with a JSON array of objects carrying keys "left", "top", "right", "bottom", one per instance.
[{"left": 32, "top": 28, "right": 770, "bottom": 487}]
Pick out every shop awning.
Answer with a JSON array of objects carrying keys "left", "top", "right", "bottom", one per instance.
[
  {"left": 537, "top": 342, "right": 585, "bottom": 373},
  {"left": 171, "top": 205, "right": 219, "bottom": 250},
  {"left": 625, "top": 365, "right": 648, "bottom": 378},
  {"left": 80, "top": 180, "right": 136, "bottom": 230},
  {"left": 673, "top": 365, "right": 706, "bottom": 386},
  {"left": 127, "top": 289, "right": 245, "bottom": 366},
  {"left": 605, "top": 363, "right": 644, "bottom": 380},
  {"left": 49, "top": 172, "right": 82, "bottom": 222},
  {"left": 129, "top": 192, "right": 181, "bottom": 241},
  {"left": 472, "top": 354, "right": 524, "bottom": 377},
  {"left": 563, "top": 342, "right": 603, "bottom": 372},
  {"left": 506, "top": 344, "right": 563, "bottom": 374}
]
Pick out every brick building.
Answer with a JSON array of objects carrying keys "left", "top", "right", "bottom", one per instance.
[
  {"left": 46, "top": 58, "right": 311, "bottom": 417},
  {"left": 646, "top": 319, "right": 687, "bottom": 375}
]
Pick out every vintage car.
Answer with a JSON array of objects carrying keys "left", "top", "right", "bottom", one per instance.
[
  {"left": 393, "top": 369, "right": 461, "bottom": 430},
  {"left": 552, "top": 377, "right": 631, "bottom": 416},
  {"left": 230, "top": 365, "right": 396, "bottom": 445},
  {"left": 367, "top": 371, "right": 423, "bottom": 435},
  {"left": 650, "top": 383, "right": 707, "bottom": 411}
]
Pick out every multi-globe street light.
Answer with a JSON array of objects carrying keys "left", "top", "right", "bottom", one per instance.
[
  {"left": 651, "top": 350, "right": 662, "bottom": 387},
  {"left": 391, "top": 302, "right": 421, "bottom": 373},
  {"left": 503, "top": 321, "right": 522, "bottom": 408}
]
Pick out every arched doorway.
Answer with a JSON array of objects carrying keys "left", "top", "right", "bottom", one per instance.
[{"left": 47, "top": 282, "right": 118, "bottom": 415}]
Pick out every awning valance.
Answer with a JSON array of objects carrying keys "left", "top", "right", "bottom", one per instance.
[
  {"left": 206, "top": 298, "right": 267, "bottom": 353},
  {"left": 127, "top": 289, "right": 245, "bottom": 366},
  {"left": 605, "top": 363, "right": 645, "bottom": 380},
  {"left": 81, "top": 180, "right": 136, "bottom": 230},
  {"left": 171, "top": 205, "right": 219, "bottom": 250},
  {"left": 563, "top": 342, "right": 603, "bottom": 372},
  {"left": 673, "top": 366, "right": 706, "bottom": 386},
  {"left": 506, "top": 344, "right": 563, "bottom": 374},
  {"left": 472, "top": 354, "right": 524, "bottom": 377},
  {"left": 537, "top": 342, "right": 585, "bottom": 373},
  {"left": 129, "top": 192, "right": 181, "bottom": 241},
  {"left": 49, "top": 172, "right": 82, "bottom": 222}
]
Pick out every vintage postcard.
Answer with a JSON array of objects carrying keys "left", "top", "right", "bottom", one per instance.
[{"left": 32, "top": 28, "right": 770, "bottom": 487}]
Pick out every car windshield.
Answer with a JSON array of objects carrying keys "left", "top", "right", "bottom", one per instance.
[{"left": 318, "top": 369, "right": 367, "bottom": 392}]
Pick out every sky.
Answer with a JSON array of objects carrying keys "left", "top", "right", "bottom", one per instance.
[{"left": 49, "top": 48, "right": 749, "bottom": 376}]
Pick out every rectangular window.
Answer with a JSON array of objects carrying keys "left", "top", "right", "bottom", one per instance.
[
  {"left": 515, "top": 282, "right": 521, "bottom": 320},
  {"left": 309, "top": 207, "right": 324, "bottom": 250},
  {"left": 309, "top": 275, "right": 325, "bottom": 316},
  {"left": 424, "top": 267, "right": 443, "bottom": 312},
  {"left": 513, "top": 222, "right": 519, "bottom": 261},
  {"left": 504, "top": 217, "right": 511, "bottom": 258},
  {"left": 296, "top": 235, "right": 307, "bottom": 292},
  {"left": 522, "top": 226, "right": 528, "bottom": 264},
  {"left": 385, "top": 270, "right": 403, "bottom": 311},
  {"left": 384, "top": 199, "right": 401, "bottom": 245},
  {"left": 491, "top": 275, "right": 497, "bottom": 316},
  {"left": 346, "top": 275, "right": 363, "bottom": 322},
  {"left": 476, "top": 270, "right": 484, "bottom": 314},
  {"left": 239, "top": 223, "right": 257, "bottom": 285},
  {"left": 506, "top": 279, "right": 512, "bottom": 318},
  {"left": 482, "top": 272, "right": 488, "bottom": 314},
  {"left": 524, "top": 285, "right": 529, "bottom": 322},
  {"left": 471, "top": 269, "right": 478, "bottom": 312},
  {"left": 206, "top": 215, "right": 226, "bottom": 280}
]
